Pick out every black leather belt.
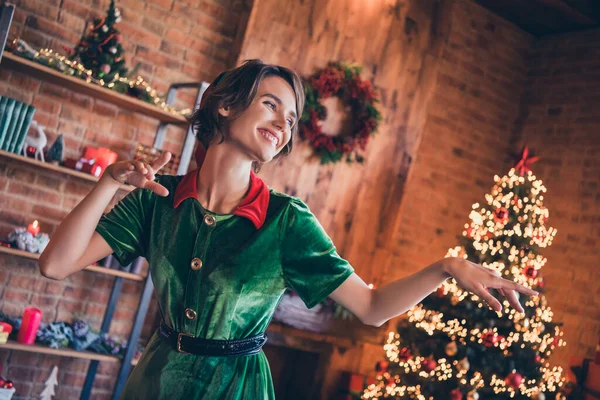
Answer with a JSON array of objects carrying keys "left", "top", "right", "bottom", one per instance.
[{"left": 159, "top": 322, "right": 267, "bottom": 356}]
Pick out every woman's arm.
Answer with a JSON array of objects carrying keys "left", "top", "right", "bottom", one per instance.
[
  {"left": 39, "top": 176, "right": 121, "bottom": 280},
  {"left": 329, "top": 257, "right": 538, "bottom": 327},
  {"left": 39, "top": 153, "right": 171, "bottom": 280}
]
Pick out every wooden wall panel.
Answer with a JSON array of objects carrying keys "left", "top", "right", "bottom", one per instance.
[{"left": 238, "top": 0, "right": 451, "bottom": 289}]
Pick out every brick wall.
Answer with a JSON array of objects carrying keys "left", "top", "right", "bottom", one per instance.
[
  {"left": 513, "top": 28, "right": 600, "bottom": 371},
  {"left": 0, "top": 0, "right": 251, "bottom": 398},
  {"left": 391, "top": 1, "right": 533, "bottom": 277},
  {"left": 1, "top": 0, "right": 599, "bottom": 398}
]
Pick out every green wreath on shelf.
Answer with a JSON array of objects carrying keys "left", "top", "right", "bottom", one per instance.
[{"left": 299, "top": 62, "right": 382, "bottom": 164}]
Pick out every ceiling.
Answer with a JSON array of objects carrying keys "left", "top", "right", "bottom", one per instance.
[{"left": 474, "top": 0, "right": 600, "bottom": 36}]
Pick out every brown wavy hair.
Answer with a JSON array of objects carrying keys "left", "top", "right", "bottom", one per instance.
[{"left": 188, "top": 60, "right": 305, "bottom": 169}]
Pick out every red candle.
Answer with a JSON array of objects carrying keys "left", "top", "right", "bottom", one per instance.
[
  {"left": 17, "top": 307, "right": 42, "bottom": 345},
  {"left": 27, "top": 220, "right": 40, "bottom": 236}
]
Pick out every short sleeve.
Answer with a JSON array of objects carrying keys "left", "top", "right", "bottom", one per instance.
[
  {"left": 280, "top": 198, "right": 354, "bottom": 309},
  {"left": 95, "top": 187, "right": 153, "bottom": 267}
]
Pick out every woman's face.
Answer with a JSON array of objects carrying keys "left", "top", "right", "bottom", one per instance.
[{"left": 219, "top": 75, "right": 297, "bottom": 163}]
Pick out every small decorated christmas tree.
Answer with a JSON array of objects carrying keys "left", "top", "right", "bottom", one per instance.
[
  {"left": 70, "top": 0, "right": 126, "bottom": 82},
  {"left": 40, "top": 365, "right": 58, "bottom": 400},
  {"left": 363, "top": 148, "right": 568, "bottom": 399},
  {"left": 45, "top": 134, "right": 64, "bottom": 164}
]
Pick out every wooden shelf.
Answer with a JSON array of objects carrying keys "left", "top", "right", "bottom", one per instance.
[
  {"left": 0, "top": 246, "right": 145, "bottom": 281},
  {"left": 0, "top": 150, "right": 134, "bottom": 192},
  {"left": 0, "top": 340, "right": 120, "bottom": 363},
  {"left": 0, "top": 52, "right": 188, "bottom": 125}
]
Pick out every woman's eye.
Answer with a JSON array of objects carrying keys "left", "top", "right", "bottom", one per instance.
[
  {"left": 287, "top": 119, "right": 294, "bottom": 126},
  {"left": 265, "top": 101, "right": 275, "bottom": 109}
]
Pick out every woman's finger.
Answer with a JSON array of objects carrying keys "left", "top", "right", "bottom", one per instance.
[
  {"left": 509, "top": 281, "right": 539, "bottom": 296},
  {"left": 144, "top": 180, "right": 170, "bottom": 197},
  {"left": 499, "top": 288, "right": 524, "bottom": 313},
  {"left": 477, "top": 287, "right": 502, "bottom": 312},
  {"left": 142, "top": 161, "right": 155, "bottom": 180},
  {"left": 152, "top": 151, "right": 172, "bottom": 172},
  {"left": 134, "top": 161, "right": 147, "bottom": 175}
]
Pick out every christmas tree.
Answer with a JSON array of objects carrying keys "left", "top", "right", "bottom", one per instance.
[
  {"left": 70, "top": 0, "right": 126, "bottom": 82},
  {"left": 363, "top": 148, "right": 568, "bottom": 400},
  {"left": 40, "top": 365, "right": 58, "bottom": 400}
]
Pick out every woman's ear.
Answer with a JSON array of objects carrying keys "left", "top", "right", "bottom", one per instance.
[{"left": 218, "top": 105, "right": 230, "bottom": 117}]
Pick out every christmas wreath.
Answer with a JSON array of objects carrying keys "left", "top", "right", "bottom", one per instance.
[{"left": 299, "top": 62, "right": 382, "bottom": 164}]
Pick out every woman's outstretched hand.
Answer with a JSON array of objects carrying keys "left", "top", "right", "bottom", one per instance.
[
  {"left": 102, "top": 151, "right": 172, "bottom": 197},
  {"left": 444, "top": 257, "right": 539, "bottom": 313}
]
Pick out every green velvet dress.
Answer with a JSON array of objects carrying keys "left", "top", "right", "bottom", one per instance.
[{"left": 95, "top": 173, "right": 355, "bottom": 399}]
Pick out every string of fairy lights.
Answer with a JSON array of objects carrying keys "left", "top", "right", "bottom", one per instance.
[
  {"left": 11, "top": 43, "right": 191, "bottom": 118},
  {"left": 363, "top": 169, "right": 566, "bottom": 399}
]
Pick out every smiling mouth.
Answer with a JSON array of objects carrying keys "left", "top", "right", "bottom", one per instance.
[{"left": 258, "top": 128, "right": 279, "bottom": 147}]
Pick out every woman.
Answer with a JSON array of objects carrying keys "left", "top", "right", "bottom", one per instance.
[{"left": 39, "top": 60, "right": 538, "bottom": 399}]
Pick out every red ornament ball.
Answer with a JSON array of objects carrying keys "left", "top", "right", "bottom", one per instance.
[
  {"left": 436, "top": 286, "right": 446, "bottom": 297},
  {"left": 494, "top": 207, "right": 509, "bottom": 223},
  {"left": 536, "top": 278, "right": 546, "bottom": 289},
  {"left": 398, "top": 347, "right": 413, "bottom": 362},
  {"left": 421, "top": 358, "right": 437, "bottom": 372},
  {"left": 450, "top": 388, "right": 463, "bottom": 400},
  {"left": 375, "top": 360, "right": 389, "bottom": 372},
  {"left": 481, "top": 331, "right": 499, "bottom": 347},
  {"left": 505, "top": 372, "right": 523, "bottom": 389},
  {"left": 524, "top": 265, "right": 538, "bottom": 279},
  {"left": 534, "top": 353, "right": 542, "bottom": 363},
  {"left": 3, "top": 380, "right": 13, "bottom": 389},
  {"left": 385, "top": 377, "right": 395, "bottom": 387}
]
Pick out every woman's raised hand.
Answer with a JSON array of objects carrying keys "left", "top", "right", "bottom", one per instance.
[
  {"left": 103, "top": 151, "right": 172, "bottom": 197},
  {"left": 444, "top": 257, "right": 539, "bottom": 313}
]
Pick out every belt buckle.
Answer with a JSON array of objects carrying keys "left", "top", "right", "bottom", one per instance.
[{"left": 177, "top": 332, "right": 194, "bottom": 354}]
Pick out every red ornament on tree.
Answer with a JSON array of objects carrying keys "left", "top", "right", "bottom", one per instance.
[
  {"left": 385, "top": 377, "right": 395, "bottom": 387},
  {"left": 450, "top": 388, "right": 463, "bottom": 400},
  {"left": 505, "top": 372, "right": 523, "bottom": 389},
  {"left": 398, "top": 347, "right": 413, "bottom": 362},
  {"left": 524, "top": 265, "right": 538, "bottom": 279},
  {"left": 494, "top": 207, "right": 509, "bottom": 224},
  {"left": 481, "top": 331, "right": 500, "bottom": 347},
  {"left": 534, "top": 353, "right": 541, "bottom": 363},
  {"left": 436, "top": 286, "right": 446, "bottom": 297},
  {"left": 375, "top": 360, "right": 389, "bottom": 372},
  {"left": 421, "top": 358, "right": 437, "bottom": 372}
]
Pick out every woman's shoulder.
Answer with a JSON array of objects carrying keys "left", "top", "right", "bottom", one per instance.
[{"left": 267, "top": 189, "right": 312, "bottom": 220}]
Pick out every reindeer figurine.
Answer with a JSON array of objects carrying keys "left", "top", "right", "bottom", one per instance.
[{"left": 21, "top": 120, "right": 47, "bottom": 162}]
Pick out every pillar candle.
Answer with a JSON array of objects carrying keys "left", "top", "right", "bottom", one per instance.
[
  {"left": 27, "top": 220, "right": 40, "bottom": 236},
  {"left": 17, "top": 307, "right": 42, "bottom": 344}
]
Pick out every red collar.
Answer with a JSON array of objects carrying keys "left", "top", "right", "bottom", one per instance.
[{"left": 172, "top": 146, "right": 270, "bottom": 229}]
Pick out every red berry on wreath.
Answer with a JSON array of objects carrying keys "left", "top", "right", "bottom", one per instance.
[
  {"left": 504, "top": 372, "right": 523, "bottom": 389},
  {"left": 450, "top": 388, "right": 463, "bottom": 400}
]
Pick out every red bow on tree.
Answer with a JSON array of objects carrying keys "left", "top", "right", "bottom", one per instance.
[{"left": 515, "top": 147, "right": 540, "bottom": 175}]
